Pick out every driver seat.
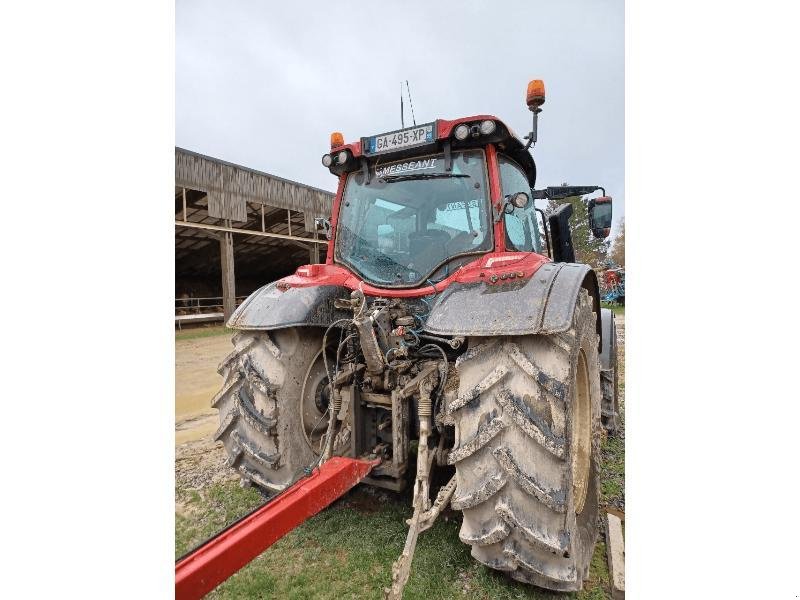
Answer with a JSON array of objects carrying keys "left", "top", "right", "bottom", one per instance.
[{"left": 407, "top": 229, "right": 450, "bottom": 273}]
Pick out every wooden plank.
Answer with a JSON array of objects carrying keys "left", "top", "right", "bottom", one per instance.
[
  {"left": 175, "top": 312, "right": 224, "bottom": 324},
  {"left": 606, "top": 511, "right": 625, "bottom": 599}
]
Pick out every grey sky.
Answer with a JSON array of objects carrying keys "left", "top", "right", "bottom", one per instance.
[{"left": 177, "top": 0, "right": 624, "bottom": 233}]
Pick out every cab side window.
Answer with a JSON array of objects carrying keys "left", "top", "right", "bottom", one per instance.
[{"left": 499, "top": 155, "right": 541, "bottom": 253}]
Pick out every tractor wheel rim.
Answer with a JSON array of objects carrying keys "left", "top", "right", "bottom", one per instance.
[
  {"left": 572, "top": 348, "right": 592, "bottom": 514},
  {"left": 300, "top": 348, "right": 332, "bottom": 455}
]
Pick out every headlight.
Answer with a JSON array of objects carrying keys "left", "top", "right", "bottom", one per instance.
[
  {"left": 454, "top": 124, "right": 470, "bottom": 140},
  {"left": 480, "top": 120, "right": 496, "bottom": 135},
  {"left": 322, "top": 154, "right": 333, "bottom": 167},
  {"left": 335, "top": 150, "right": 350, "bottom": 165}
]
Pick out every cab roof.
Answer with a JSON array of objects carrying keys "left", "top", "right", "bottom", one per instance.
[{"left": 327, "top": 115, "right": 537, "bottom": 188}]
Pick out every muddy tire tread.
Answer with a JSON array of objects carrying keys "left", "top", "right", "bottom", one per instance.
[
  {"left": 213, "top": 328, "right": 320, "bottom": 493},
  {"left": 451, "top": 289, "right": 601, "bottom": 591}
]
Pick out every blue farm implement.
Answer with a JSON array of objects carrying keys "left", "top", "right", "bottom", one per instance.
[{"left": 601, "top": 267, "right": 625, "bottom": 305}]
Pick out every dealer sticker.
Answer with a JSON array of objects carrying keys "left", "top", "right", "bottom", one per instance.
[{"left": 375, "top": 157, "right": 440, "bottom": 179}]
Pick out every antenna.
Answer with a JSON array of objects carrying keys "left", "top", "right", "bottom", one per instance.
[
  {"left": 405, "top": 81, "right": 416, "bottom": 126},
  {"left": 400, "top": 82, "right": 405, "bottom": 128}
]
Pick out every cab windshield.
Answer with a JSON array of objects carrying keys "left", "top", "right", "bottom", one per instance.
[{"left": 334, "top": 150, "right": 491, "bottom": 287}]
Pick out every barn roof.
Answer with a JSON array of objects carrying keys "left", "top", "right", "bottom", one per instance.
[{"left": 175, "top": 147, "right": 334, "bottom": 222}]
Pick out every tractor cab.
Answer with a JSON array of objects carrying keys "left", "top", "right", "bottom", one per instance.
[
  {"left": 320, "top": 115, "right": 543, "bottom": 288},
  {"left": 318, "top": 80, "right": 613, "bottom": 290}
]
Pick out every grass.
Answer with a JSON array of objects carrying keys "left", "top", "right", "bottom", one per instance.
[
  {"left": 600, "top": 434, "right": 625, "bottom": 506},
  {"left": 176, "top": 483, "right": 615, "bottom": 600},
  {"left": 175, "top": 325, "right": 234, "bottom": 341},
  {"left": 176, "top": 483, "right": 264, "bottom": 559}
]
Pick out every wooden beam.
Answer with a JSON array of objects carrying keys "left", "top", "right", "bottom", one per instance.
[
  {"left": 176, "top": 220, "right": 328, "bottom": 244},
  {"left": 220, "top": 232, "right": 236, "bottom": 321}
]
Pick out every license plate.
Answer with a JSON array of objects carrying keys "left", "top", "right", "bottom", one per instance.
[{"left": 364, "top": 122, "right": 436, "bottom": 155}]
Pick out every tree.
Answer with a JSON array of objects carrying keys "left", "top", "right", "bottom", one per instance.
[
  {"left": 609, "top": 218, "right": 624, "bottom": 267},
  {"left": 544, "top": 195, "right": 610, "bottom": 268}
]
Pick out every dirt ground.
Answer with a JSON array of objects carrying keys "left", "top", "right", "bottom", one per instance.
[
  {"left": 175, "top": 330, "right": 240, "bottom": 505},
  {"left": 175, "top": 333, "right": 230, "bottom": 445}
]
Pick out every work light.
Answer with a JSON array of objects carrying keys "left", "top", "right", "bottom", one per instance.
[
  {"left": 509, "top": 191, "right": 529, "bottom": 209},
  {"left": 454, "top": 124, "right": 470, "bottom": 140},
  {"left": 322, "top": 154, "right": 333, "bottom": 167},
  {"left": 479, "top": 120, "right": 496, "bottom": 135}
]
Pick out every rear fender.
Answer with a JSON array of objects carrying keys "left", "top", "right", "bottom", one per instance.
[
  {"left": 423, "top": 263, "right": 602, "bottom": 345},
  {"left": 227, "top": 282, "right": 352, "bottom": 331}
]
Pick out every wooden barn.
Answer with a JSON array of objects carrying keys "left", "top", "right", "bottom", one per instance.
[{"left": 175, "top": 147, "right": 333, "bottom": 326}]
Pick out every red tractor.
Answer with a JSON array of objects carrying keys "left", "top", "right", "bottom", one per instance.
[{"left": 213, "top": 80, "right": 618, "bottom": 595}]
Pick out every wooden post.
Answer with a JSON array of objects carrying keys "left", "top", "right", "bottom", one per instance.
[
  {"left": 220, "top": 231, "right": 236, "bottom": 321},
  {"left": 287, "top": 210, "right": 292, "bottom": 236},
  {"left": 261, "top": 204, "right": 265, "bottom": 232},
  {"left": 309, "top": 230, "right": 320, "bottom": 264},
  {"left": 182, "top": 188, "right": 187, "bottom": 222}
]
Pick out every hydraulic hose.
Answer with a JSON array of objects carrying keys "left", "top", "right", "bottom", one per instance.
[{"left": 321, "top": 318, "right": 352, "bottom": 460}]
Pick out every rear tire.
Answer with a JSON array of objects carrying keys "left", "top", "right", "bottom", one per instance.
[
  {"left": 212, "top": 328, "right": 320, "bottom": 493},
  {"left": 450, "top": 289, "right": 601, "bottom": 591}
]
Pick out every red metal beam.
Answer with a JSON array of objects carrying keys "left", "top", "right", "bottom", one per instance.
[{"left": 175, "top": 457, "right": 379, "bottom": 600}]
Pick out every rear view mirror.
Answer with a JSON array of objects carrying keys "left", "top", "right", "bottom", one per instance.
[{"left": 588, "top": 196, "right": 613, "bottom": 238}]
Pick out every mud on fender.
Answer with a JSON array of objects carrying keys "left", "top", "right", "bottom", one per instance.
[
  {"left": 227, "top": 282, "right": 352, "bottom": 330},
  {"left": 423, "top": 263, "right": 601, "bottom": 341}
]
